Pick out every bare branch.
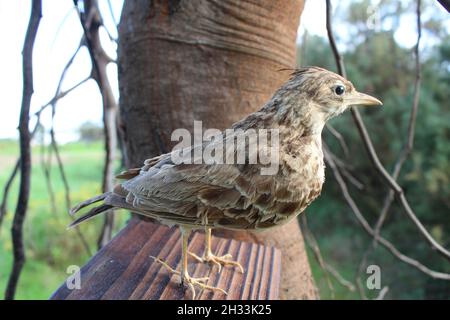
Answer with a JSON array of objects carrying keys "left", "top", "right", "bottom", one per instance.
[
  {"left": 49, "top": 126, "right": 92, "bottom": 256},
  {"left": 76, "top": 0, "right": 119, "bottom": 248},
  {"left": 300, "top": 215, "right": 336, "bottom": 298},
  {"left": 0, "top": 115, "right": 45, "bottom": 232},
  {"left": 375, "top": 0, "right": 422, "bottom": 238},
  {"left": 301, "top": 215, "right": 357, "bottom": 293},
  {"left": 323, "top": 2, "right": 449, "bottom": 283},
  {"left": 1, "top": 108, "right": 51, "bottom": 231},
  {"left": 324, "top": 264, "right": 356, "bottom": 292},
  {"left": 39, "top": 35, "right": 94, "bottom": 256},
  {"left": 326, "top": 148, "right": 365, "bottom": 190},
  {"left": 35, "top": 76, "right": 90, "bottom": 117},
  {"left": 0, "top": 160, "right": 20, "bottom": 232},
  {"left": 41, "top": 33, "right": 94, "bottom": 255},
  {"left": 40, "top": 132, "right": 58, "bottom": 216},
  {"left": 5, "top": 0, "right": 42, "bottom": 300},
  {"left": 325, "top": 0, "right": 450, "bottom": 261},
  {"left": 357, "top": 0, "right": 423, "bottom": 288},
  {"left": 325, "top": 2, "right": 346, "bottom": 77},
  {"left": 323, "top": 145, "right": 450, "bottom": 280},
  {"left": 326, "top": 123, "right": 350, "bottom": 158}
]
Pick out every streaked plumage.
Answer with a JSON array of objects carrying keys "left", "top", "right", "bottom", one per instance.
[{"left": 70, "top": 67, "right": 382, "bottom": 298}]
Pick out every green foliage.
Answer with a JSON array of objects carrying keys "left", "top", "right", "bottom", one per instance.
[{"left": 297, "top": 0, "right": 449, "bottom": 300}]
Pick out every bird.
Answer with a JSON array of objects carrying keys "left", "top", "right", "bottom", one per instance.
[{"left": 69, "top": 66, "right": 382, "bottom": 299}]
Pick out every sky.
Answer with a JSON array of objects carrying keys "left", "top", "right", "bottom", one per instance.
[
  {"left": 0, "top": 0, "right": 122, "bottom": 142},
  {"left": 0, "top": 0, "right": 447, "bottom": 143}
]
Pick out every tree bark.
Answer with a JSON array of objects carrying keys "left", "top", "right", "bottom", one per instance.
[{"left": 118, "top": 0, "right": 318, "bottom": 299}]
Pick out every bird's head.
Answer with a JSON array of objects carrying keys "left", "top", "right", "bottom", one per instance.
[{"left": 273, "top": 66, "right": 382, "bottom": 134}]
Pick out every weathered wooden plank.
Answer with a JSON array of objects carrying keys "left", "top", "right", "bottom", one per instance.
[{"left": 50, "top": 218, "right": 281, "bottom": 300}]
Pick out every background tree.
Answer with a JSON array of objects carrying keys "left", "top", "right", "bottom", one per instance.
[{"left": 78, "top": 122, "right": 104, "bottom": 143}]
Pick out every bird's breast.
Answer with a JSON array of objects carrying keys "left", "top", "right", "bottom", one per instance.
[
  {"left": 280, "top": 135, "right": 324, "bottom": 182},
  {"left": 278, "top": 136, "right": 325, "bottom": 211}
]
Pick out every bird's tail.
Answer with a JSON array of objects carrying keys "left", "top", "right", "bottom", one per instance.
[{"left": 68, "top": 192, "right": 113, "bottom": 229}]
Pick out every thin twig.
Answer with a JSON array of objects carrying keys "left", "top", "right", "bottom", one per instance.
[
  {"left": 301, "top": 215, "right": 357, "bottom": 293},
  {"left": 326, "top": 123, "right": 350, "bottom": 158},
  {"left": 326, "top": 1, "right": 346, "bottom": 77},
  {"left": 374, "top": 0, "right": 422, "bottom": 243},
  {"left": 5, "top": 0, "right": 42, "bottom": 300},
  {"left": 324, "top": 264, "right": 356, "bottom": 292},
  {"left": 325, "top": 0, "right": 450, "bottom": 261},
  {"left": 76, "top": 0, "right": 119, "bottom": 248},
  {"left": 44, "top": 40, "right": 93, "bottom": 255},
  {"left": 42, "top": 34, "right": 94, "bottom": 255},
  {"left": 356, "top": 0, "right": 423, "bottom": 290},
  {"left": 1, "top": 69, "right": 91, "bottom": 251},
  {"left": 0, "top": 160, "right": 20, "bottom": 231},
  {"left": 300, "top": 215, "right": 355, "bottom": 297},
  {"left": 40, "top": 129, "right": 58, "bottom": 216},
  {"left": 0, "top": 111, "right": 45, "bottom": 231},
  {"left": 300, "top": 215, "right": 336, "bottom": 298},
  {"left": 323, "top": 145, "right": 450, "bottom": 280},
  {"left": 49, "top": 126, "right": 92, "bottom": 256},
  {"left": 327, "top": 148, "right": 365, "bottom": 190},
  {"left": 34, "top": 76, "right": 90, "bottom": 117}
]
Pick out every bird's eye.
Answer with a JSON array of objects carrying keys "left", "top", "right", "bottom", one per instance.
[{"left": 334, "top": 85, "right": 345, "bottom": 96}]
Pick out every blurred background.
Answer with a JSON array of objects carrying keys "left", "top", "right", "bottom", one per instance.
[{"left": 0, "top": 0, "right": 449, "bottom": 299}]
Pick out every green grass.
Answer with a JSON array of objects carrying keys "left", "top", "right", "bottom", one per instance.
[
  {"left": 2, "top": 139, "right": 443, "bottom": 300},
  {"left": 0, "top": 139, "right": 127, "bottom": 299}
]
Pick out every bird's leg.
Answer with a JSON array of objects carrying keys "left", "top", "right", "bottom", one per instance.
[
  {"left": 152, "top": 226, "right": 227, "bottom": 299},
  {"left": 189, "top": 227, "right": 244, "bottom": 273}
]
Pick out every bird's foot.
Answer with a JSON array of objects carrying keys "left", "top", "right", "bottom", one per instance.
[
  {"left": 181, "top": 273, "right": 228, "bottom": 300},
  {"left": 150, "top": 256, "right": 227, "bottom": 299},
  {"left": 189, "top": 251, "right": 244, "bottom": 273}
]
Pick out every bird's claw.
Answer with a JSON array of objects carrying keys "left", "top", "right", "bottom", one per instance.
[
  {"left": 150, "top": 256, "right": 227, "bottom": 299},
  {"left": 189, "top": 251, "right": 244, "bottom": 273},
  {"left": 181, "top": 274, "right": 228, "bottom": 300}
]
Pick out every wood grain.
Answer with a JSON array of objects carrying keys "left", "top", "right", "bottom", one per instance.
[{"left": 50, "top": 218, "right": 281, "bottom": 300}]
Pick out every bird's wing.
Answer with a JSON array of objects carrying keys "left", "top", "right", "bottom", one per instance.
[
  {"left": 72, "top": 132, "right": 310, "bottom": 230},
  {"left": 115, "top": 153, "right": 171, "bottom": 179},
  {"left": 119, "top": 160, "right": 244, "bottom": 226},
  {"left": 117, "top": 150, "right": 305, "bottom": 230}
]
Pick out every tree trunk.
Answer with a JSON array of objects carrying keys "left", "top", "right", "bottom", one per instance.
[{"left": 118, "top": 0, "right": 318, "bottom": 299}]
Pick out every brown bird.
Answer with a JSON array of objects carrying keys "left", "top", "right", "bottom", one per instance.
[{"left": 69, "top": 66, "right": 382, "bottom": 299}]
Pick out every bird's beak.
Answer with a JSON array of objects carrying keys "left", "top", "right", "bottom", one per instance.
[{"left": 347, "top": 91, "right": 383, "bottom": 107}]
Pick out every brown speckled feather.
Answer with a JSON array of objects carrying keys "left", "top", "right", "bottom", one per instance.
[{"left": 70, "top": 67, "right": 381, "bottom": 231}]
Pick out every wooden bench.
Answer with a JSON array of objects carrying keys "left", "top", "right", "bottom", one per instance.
[{"left": 50, "top": 218, "right": 281, "bottom": 300}]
